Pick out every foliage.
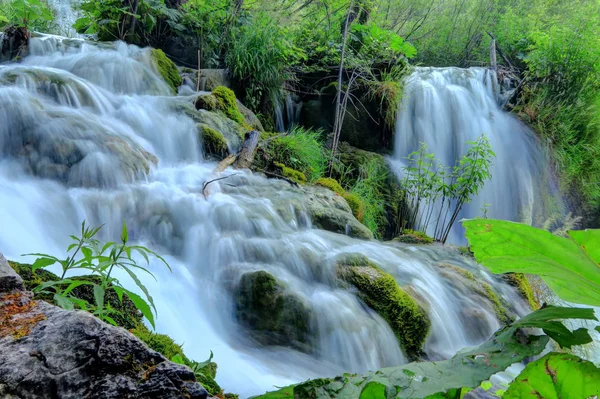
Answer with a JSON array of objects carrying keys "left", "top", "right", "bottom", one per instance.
[
  {"left": 463, "top": 219, "right": 600, "bottom": 307},
  {"left": 365, "top": 64, "right": 408, "bottom": 130},
  {"left": 74, "top": 0, "right": 181, "bottom": 46},
  {"left": 347, "top": 159, "right": 387, "bottom": 237},
  {"left": 225, "top": 14, "right": 303, "bottom": 113},
  {"left": 401, "top": 136, "right": 495, "bottom": 243},
  {"left": 265, "top": 127, "right": 327, "bottom": 182},
  {"left": 0, "top": 0, "right": 54, "bottom": 31},
  {"left": 254, "top": 305, "right": 595, "bottom": 399},
  {"left": 504, "top": 353, "right": 600, "bottom": 399},
  {"left": 26, "top": 221, "right": 170, "bottom": 328}
]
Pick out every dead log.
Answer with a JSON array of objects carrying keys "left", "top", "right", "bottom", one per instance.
[{"left": 232, "top": 130, "right": 260, "bottom": 169}]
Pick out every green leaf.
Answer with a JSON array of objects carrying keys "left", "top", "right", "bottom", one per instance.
[
  {"left": 171, "top": 354, "right": 186, "bottom": 365},
  {"left": 121, "top": 287, "right": 155, "bottom": 329},
  {"left": 121, "top": 221, "right": 128, "bottom": 243},
  {"left": 62, "top": 279, "right": 94, "bottom": 295},
  {"left": 81, "top": 246, "right": 93, "bottom": 263},
  {"left": 505, "top": 353, "right": 600, "bottom": 399},
  {"left": 68, "top": 296, "right": 89, "bottom": 311},
  {"left": 120, "top": 265, "right": 156, "bottom": 312},
  {"left": 265, "top": 320, "right": 550, "bottom": 399},
  {"left": 29, "top": 256, "right": 58, "bottom": 271},
  {"left": 481, "top": 381, "right": 492, "bottom": 391},
  {"left": 360, "top": 382, "right": 386, "bottom": 399},
  {"left": 54, "top": 293, "right": 74, "bottom": 310},
  {"left": 462, "top": 220, "right": 600, "bottom": 306},
  {"left": 93, "top": 284, "right": 105, "bottom": 310},
  {"left": 511, "top": 305, "right": 597, "bottom": 348}
]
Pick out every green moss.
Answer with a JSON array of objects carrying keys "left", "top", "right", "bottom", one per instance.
[
  {"left": 342, "top": 192, "right": 365, "bottom": 223},
  {"left": 213, "top": 86, "right": 246, "bottom": 126},
  {"left": 8, "top": 261, "right": 59, "bottom": 292},
  {"left": 235, "top": 270, "right": 312, "bottom": 352},
  {"left": 150, "top": 49, "right": 182, "bottom": 94},
  {"left": 393, "top": 230, "right": 434, "bottom": 245},
  {"left": 457, "top": 246, "right": 474, "bottom": 257},
  {"left": 482, "top": 283, "right": 514, "bottom": 325},
  {"left": 132, "top": 323, "right": 188, "bottom": 361},
  {"left": 336, "top": 254, "right": 430, "bottom": 359},
  {"left": 252, "top": 386, "right": 295, "bottom": 399},
  {"left": 194, "top": 94, "right": 219, "bottom": 112},
  {"left": 200, "top": 124, "right": 229, "bottom": 158},
  {"left": 197, "top": 374, "right": 222, "bottom": 396},
  {"left": 315, "top": 177, "right": 344, "bottom": 195},
  {"left": 274, "top": 162, "right": 307, "bottom": 184},
  {"left": 503, "top": 273, "right": 539, "bottom": 310}
]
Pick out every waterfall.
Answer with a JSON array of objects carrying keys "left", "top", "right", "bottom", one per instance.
[
  {"left": 46, "top": 0, "right": 82, "bottom": 37},
  {"left": 275, "top": 92, "right": 302, "bottom": 132},
  {"left": 392, "top": 67, "right": 562, "bottom": 244},
  {"left": 1, "top": 38, "right": 533, "bottom": 398}
]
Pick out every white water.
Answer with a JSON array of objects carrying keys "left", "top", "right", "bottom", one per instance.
[
  {"left": 393, "top": 67, "right": 561, "bottom": 244},
  {"left": 0, "top": 37, "right": 537, "bottom": 398}
]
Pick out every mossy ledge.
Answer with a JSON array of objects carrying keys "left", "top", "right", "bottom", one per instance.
[
  {"left": 393, "top": 230, "right": 434, "bottom": 245},
  {"left": 199, "top": 124, "right": 229, "bottom": 159},
  {"left": 503, "top": 273, "right": 539, "bottom": 310},
  {"left": 150, "top": 48, "right": 181, "bottom": 94},
  {"left": 314, "top": 177, "right": 366, "bottom": 223},
  {"left": 274, "top": 162, "right": 307, "bottom": 184},
  {"left": 335, "top": 253, "right": 430, "bottom": 359}
]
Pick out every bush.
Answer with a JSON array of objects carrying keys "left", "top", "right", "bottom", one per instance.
[{"left": 264, "top": 127, "right": 327, "bottom": 182}]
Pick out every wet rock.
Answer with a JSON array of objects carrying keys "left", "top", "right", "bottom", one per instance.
[
  {"left": 335, "top": 253, "right": 430, "bottom": 359},
  {"left": 1, "top": 26, "right": 30, "bottom": 62},
  {"left": 236, "top": 100, "right": 264, "bottom": 132},
  {"left": 302, "top": 185, "right": 373, "bottom": 240},
  {"left": 234, "top": 270, "right": 312, "bottom": 352},
  {"left": 0, "top": 254, "right": 208, "bottom": 399},
  {"left": 0, "top": 253, "right": 24, "bottom": 293}
]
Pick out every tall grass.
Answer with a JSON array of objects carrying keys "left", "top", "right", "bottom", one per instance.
[
  {"left": 347, "top": 159, "right": 388, "bottom": 238},
  {"left": 270, "top": 127, "right": 328, "bottom": 182}
]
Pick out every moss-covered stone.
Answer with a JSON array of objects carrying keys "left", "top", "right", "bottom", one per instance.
[
  {"left": 234, "top": 270, "right": 312, "bottom": 352},
  {"left": 503, "top": 273, "right": 539, "bottom": 310},
  {"left": 456, "top": 246, "right": 474, "bottom": 257},
  {"left": 335, "top": 254, "right": 430, "bottom": 359},
  {"left": 274, "top": 162, "right": 307, "bottom": 184},
  {"left": 315, "top": 177, "right": 344, "bottom": 195},
  {"left": 8, "top": 261, "right": 59, "bottom": 292},
  {"left": 199, "top": 124, "right": 229, "bottom": 159},
  {"left": 482, "top": 283, "right": 514, "bottom": 325},
  {"left": 213, "top": 86, "right": 246, "bottom": 126},
  {"left": 194, "top": 93, "right": 219, "bottom": 112},
  {"left": 341, "top": 192, "right": 365, "bottom": 223},
  {"left": 393, "top": 230, "right": 434, "bottom": 245},
  {"left": 150, "top": 48, "right": 182, "bottom": 94}
]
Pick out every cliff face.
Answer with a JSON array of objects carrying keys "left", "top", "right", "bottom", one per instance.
[{"left": 0, "top": 252, "right": 208, "bottom": 399}]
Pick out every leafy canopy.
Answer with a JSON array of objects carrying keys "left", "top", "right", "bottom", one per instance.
[{"left": 462, "top": 219, "right": 600, "bottom": 306}]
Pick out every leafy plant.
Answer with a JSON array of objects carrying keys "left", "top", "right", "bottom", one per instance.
[
  {"left": 26, "top": 221, "right": 170, "bottom": 328},
  {"left": 254, "top": 306, "right": 596, "bottom": 399},
  {"left": 0, "top": 0, "right": 54, "bottom": 30},
  {"left": 401, "top": 136, "right": 495, "bottom": 243},
  {"left": 462, "top": 219, "right": 600, "bottom": 307},
  {"left": 504, "top": 352, "right": 600, "bottom": 399},
  {"left": 171, "top": 351, "right": 213, "bottom": 379}
]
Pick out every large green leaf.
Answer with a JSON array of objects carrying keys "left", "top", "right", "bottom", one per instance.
[
  {"left": 511, "top": 306, "right": 597, "bottom": 348},
  {"left": 462, "top": 219, "right": 600, "bottom": 306},
  {"left": 504, "top": 353, "right": 600, "bottom": 398},
  {"left": 253, "top": 307, "right": 596, "bottom": 399}
]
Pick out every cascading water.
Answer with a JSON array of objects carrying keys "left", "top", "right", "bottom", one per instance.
[
  {"left": 1, "top": 37, "right": 533, "bottom": 398},
  {"left": 275, "top": 92, "right": 302, "bottom": 132},
  {"left": 393, "top": 67, "right": 562, "bottom": 244}
]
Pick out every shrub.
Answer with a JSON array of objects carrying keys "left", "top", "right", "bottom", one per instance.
[{"left": 266, "top": 127, "right": 327, "bottom": 182}]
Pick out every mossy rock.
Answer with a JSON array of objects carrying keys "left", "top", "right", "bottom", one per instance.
[
  {"left": 314, "top": 177, "right": 344, "bottom": 195},
  {"left": 437, "top": 263, "right": 514, "bottom": 326},
  {"left": 132, "top": 324, "right": 222, "bottom": 396},
  {"left": 150, "top": 48, "right": 182, "bottom": 94},
  {"left": 335, "top": 254, "right": 430, "bottom": 359},
  {"left": 234, "top": 270, "right": 312, "bottom": 352},
  {"left": 8, "top": 261, "right": 59, "bottom": 293},
  {"left": 393, "top": 230, "right": 434, "bottom": 245},
  {"left": 502, "top": 273, "right": 539, "bottom": 310},
  {"left": 213, "top": 86, "right": 246, "bottom": 126},
  {"left": 199, "top": 124, "right": 229, "bottom": 159},
  {"left": 194, "top": 93, "right": 219, "bottom": 112},
  {"left": 274, "top": 162, "right": 307, "bottom": 184}
]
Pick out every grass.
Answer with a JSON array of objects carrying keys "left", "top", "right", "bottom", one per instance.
[{"left": 269, "top": 126, "right": 327, "bottom": 182}]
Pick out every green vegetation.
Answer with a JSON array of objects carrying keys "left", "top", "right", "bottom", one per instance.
[
  {"left": 212, "top": 86, "right": 245, "bottom": 126},
  {"left": 273, "top": 162, "right": 306, "bottom": 184},
  {"left": 463, "top": 219, "right": 600, "bottom": 306},
  {"left": 0, "top": 0, "right": 54, "bottom": 31},
  {"left": 257, "top": 127, "right": 327, "bottom": 182},
  {"left": 400, "top": 137, "right": 495, "bottom": 243},
  {"left": 25, "top": 221, "right": 169, "bottom": 328},
  {"left": 150, "top": 49, "right": 181, "bottom": 93},
  {"left": 200, "top": 125, "right": 229, "bottom": 159},
  {"left": 503, "top": 273, "right": 539, "bottom": 310},
  {"left": 254, "top": 306, "right": 597, "bottom": 399},
  {"left": 393, "top": 230, "right": 434, "bottom": 245},
  {"left": 335, "top": 254, "right": 430, "bottom": 359},
  {"left": 315, "top": 177, "right": 366, "bottom": 223}
]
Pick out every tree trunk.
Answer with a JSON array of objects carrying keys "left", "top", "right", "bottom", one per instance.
[{"left": 233, "top": 130, "right": 260, "bottom": 169}]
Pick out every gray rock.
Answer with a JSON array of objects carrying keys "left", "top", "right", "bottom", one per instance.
[
  {"left": 0, "top": 258, "right": 207, "bottom": 399},
  {"left": 302, "top": 186, "right": 373, "bottom": 240},
  {"left": 0, "top": 252, "right": 23, "bottom": 293},
  {"left": 236, "top": 100, "right": 264, "bottom": 132}
]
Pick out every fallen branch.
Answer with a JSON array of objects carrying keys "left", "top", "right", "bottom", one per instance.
[
  {"left": 202, "top": 173, "right": 238, "bottom": 198},
  {"left": 261, "top": 170, "right": 300, "bottom": 187}
]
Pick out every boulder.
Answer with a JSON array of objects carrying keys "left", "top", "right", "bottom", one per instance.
[
  {"left": 335, "top": 253, "right": 430, "bottom": 359},
  {"left": 234, "top": 270, "right": 312, "bottom": 352},
  {"left": 0, "top": 254, "right": 208, "bottom": 399},
  {"left": 302, "top": 185, "right": 373, "bottom": 240},
  {"left": 236, "top": 100, "right": 264, "bottom": 132},
  {"left": 150, "top": 48, "right": 182, "bottom": 94}
]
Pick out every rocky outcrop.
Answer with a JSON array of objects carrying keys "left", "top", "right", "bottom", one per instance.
[
  {"left": 0, "top": 253, "right": 208, "bottom": 399},
  {"left": 335, "top": 253, "right": 430, "bottom": 359},
  {"left": 302, "top": 185, "right": 373, "bottom": 240},
  {"left": 234, "top": 270, "right": 312, "bottom": 352}
]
